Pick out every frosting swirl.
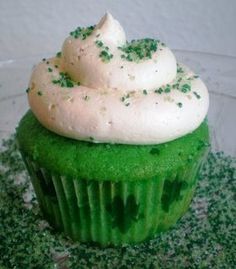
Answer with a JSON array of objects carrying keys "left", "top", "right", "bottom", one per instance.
[
  {"left": 62, "top": 13, "right": 177, "bottom": 91},
  {"left": 27, "top": 13, "right": 209, "bottom": 145}
]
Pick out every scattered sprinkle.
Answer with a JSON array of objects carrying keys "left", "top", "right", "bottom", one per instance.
[
  {"left": 52, "top": 72, "right": 78, "bottom": 88},
  {"left": 143, "top": 89, "right": 148, "bottom": 95},
  {"left": 99, "top": 50, "right": 113, "bottom": 63},
  {"left": 70, "top": 25, "right": 95, "bottom": 40},
  {"left": 193, "top": 91, "right": 201, "bottom": 99},
  {"left": 56, "top": 52, "right": 62, "bottom": 58},
  {"left": 48, "top": 67, "right": 53, "bottom": 72},
  {"left": 0, "top": 137, "right": 235, "bottom": 268},
  {"left": 177, "top": 64, "right": 184, "bottom": 74},
  {"left": 164, "top": 84, "right": 171, "bottom": 93},
  {"left": 177, "top": 102, "right": 183, "bottom": 108},
  {"left": 118, "top": 38, "right": 159, "bottom": 62},
  {"left": 181, "top": 84, "right": 191, "bottom": 93},
  {"left": 25, "top": 88, "right": 30, "bottom": 94},
  {"left": 95, "top": 40, "right": 103, "bottom": 48},
  {"left": 37, "top": 91, "right": 43, "bottom": 96},
  {"left": 154, "top": 88, "right": 163, "bottom": 94},
  {"left": 120, "top": 93, "right": 131, "bottom": 106}
]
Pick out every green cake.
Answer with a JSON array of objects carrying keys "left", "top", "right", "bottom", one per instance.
[
  {"left": 16, "top": 13, "right": 210, "bottom": 246},
  {"left": 16, "top": 110, "right": 209, "bottom": 245}
]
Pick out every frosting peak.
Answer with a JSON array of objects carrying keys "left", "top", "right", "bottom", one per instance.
[
  {"left": 62, "top": 13, "right": 177, "bottom": 92},
  {"left": 27, "top": 13, "right": 209, "bottom": 145},
  {"left": 95, "top": 12, "right": 126, "bottom": 46}
]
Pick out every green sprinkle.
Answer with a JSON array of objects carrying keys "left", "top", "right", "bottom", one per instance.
[
  {"left": 37, "top": 91, "right": 42, "bottom": 96},
  {"left": 52, "top": 72, "right": 76, "bottom": 88},
  {"left": 181, "top": 84, "right": 191, "bottom": 93},
  {"left": 177, "top": 64, "right": 184, "bottom": 73},
  {"left": 56, "top": 52, "right": 62, "bottom": 58},
  {"left": 164, "top": 84, "right": 171, "bottom": 93},
  {"left": 42, "top": 58, "right": 46, "bottom": 62},
  {"left": 95, "top": 40, "right": 103, "bottom": 48},
  {"left": 172, "top": 83, "right": 179, "bottom": 89},
  {"left": 25, "top": 88, "right": 30, "bottom": 94},
  {"left": 48, "top": 67, "right": 53, "bottom": 72},
  {"left": 70, "top": 25, "right": 95, "bottom": 40},
  {"left": 177, "top": 102, "right": 183, "bottom": 108},
  {"left": 99, "top": 50, "right": 113, "bottom": 63},
  {"left": 154, "top": 88, "right": 163, "bottom": 94},
  {"left": 193, "top": 91, "right": 201, "bottom": 99},
  {"left": 121, "top": 94, "right": 130, "bottom": 102},
  {"left": 120, "top": 94, "right": 130, "bottom": 106},
  {"left": 95, "top": 40, "right": 113, "bottom": 63},
  {"left": 118, "top": 38, "right": 159, "bottom": 62},
  {"left": 54, "top": 65, "right": 58, "bottom": 68},
  {"left": 0, "top": 136, "right": 235, "bottom": 269},
  {"left": 143, "top": 89, "right": 148, "bottom": 95},
  {"left": 89, "top": 136, "right": 94, "bottom": 141}
]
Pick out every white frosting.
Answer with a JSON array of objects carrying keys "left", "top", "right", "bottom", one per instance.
[
  {"left": 62, "top": 13, "right": 177, "bottom": 92},
  {"left": 28, "top": 13, "right": 209, "bottom": 145}
]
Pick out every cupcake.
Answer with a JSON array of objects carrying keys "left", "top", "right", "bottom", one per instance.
[{"left": 16, "top": 13, "right": 209, "bottom": 246}]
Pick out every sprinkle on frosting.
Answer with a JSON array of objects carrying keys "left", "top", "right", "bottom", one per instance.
[
  {"left": 70, "top": 25, "right": 95, "bottom": 40},
  {"left": 56, "top": 52, "right": 62, "bottom": 58},
  {"left": 193, "top": 91, "right": 201, "bottom": 99},
  {"left": 177, "top": 64, "right": 184, "bottom": 74},
  {"left": 118, "top": 39, "right": 159, "bottom": 62},
  {"left": 52, "top": 72, "right": 78, "bottom": 88},
  {"left": 177, "top": 102, "right": 183, "bottom": 108},
  {"left": 95, "top": 40, "right": 113, "bottom": 62},
  {"left": 181, "top": 84, "right": 191, "bottom": 93}
]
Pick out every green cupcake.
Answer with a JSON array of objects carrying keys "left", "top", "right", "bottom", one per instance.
[{"left": 17, "top": 13, "right": 210, "bottom": 246}]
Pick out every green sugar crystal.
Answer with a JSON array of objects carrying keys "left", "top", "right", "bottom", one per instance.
[{"left": 0, "top": 136, "right": 235, "bottom": 269}]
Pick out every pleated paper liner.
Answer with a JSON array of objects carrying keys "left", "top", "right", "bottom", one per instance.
[{"left": 21, "top": 152, "right": 203, "bottom": 246}]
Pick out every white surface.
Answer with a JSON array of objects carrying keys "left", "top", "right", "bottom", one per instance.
[{"left": 0, "top": 0, "right": 236, "bottom": 61}]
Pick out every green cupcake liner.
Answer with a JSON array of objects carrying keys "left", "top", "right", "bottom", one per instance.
[{"left": 21, "top": 151, "right": 204, "bottom": 246}]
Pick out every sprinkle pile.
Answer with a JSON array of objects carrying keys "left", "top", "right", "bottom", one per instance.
[
  {"left": 119, "top": 39, "right": 159, "bottom": 62},
  {"left": 0, "top": 136, "right": 235, "bottom": 269},
  {"left": 70, "top": 25, "right": 95, "bottom": 40},
  {"left": 52, "top": 72, "right": 80, "bottom": 88}
]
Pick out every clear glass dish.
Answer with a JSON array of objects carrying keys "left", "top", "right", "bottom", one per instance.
[{"left": 0, "top": 50, "right": 235, "bottom": 156}]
